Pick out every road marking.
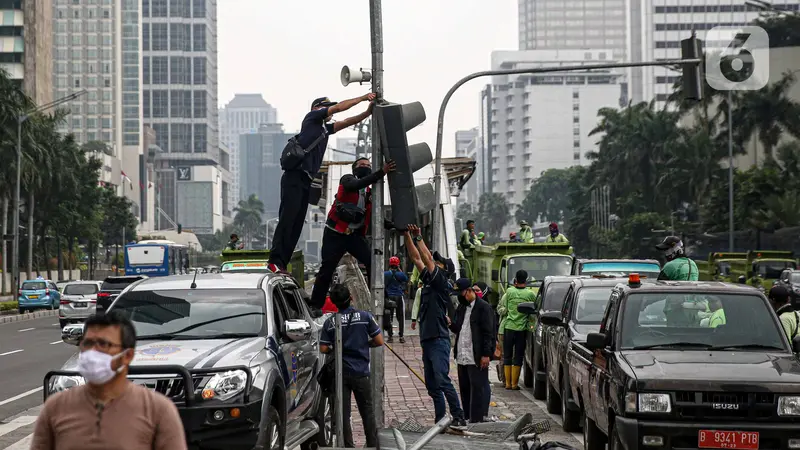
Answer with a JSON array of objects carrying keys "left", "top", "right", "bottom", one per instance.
[
  {"left": 49, "top": 340, "right": 62, "bottom": 345},
  {"left": 5, "top": 433, "right": 34, "bottom": 449},
  {"left": 17, "top": 328, "right": 34, "bottom": 332},
  {"left": 0, "top": 387, "right": 43, "bottom": 407},
  {"left": 0, "top": 416, "right": 37, "bottom": 437},
  {"left": 519, "top": 388, "right": 584, "bottom": 445},
  {"left": 52, "top": 323, "right": 59, "bottom": 326},
  {"left": 0, "top": 350, "right": 23, "bottom": 356}
]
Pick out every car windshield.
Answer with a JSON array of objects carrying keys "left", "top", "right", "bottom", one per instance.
[
  {"left": 754, "top": 260, "right": 796, "bottom": 279},
  {"left": 791, "top": 273, "right": 800, "bottom": 283},
  {"left": 22, "top": 281, "right": 46, "bottom": 290},
  {"left": 111, "top": 289, "right": 267, "bottom": 339},
  {"left": 64, "top": 284, "right": 99, "bottom": 295},
  {"left": 507, "top": 256, "right": 572, "bottom": 286},
  {"left": 581, "top": 262, "right": 660, "bottom": 279},
  {"left": 574, "top": 287, "right": 613, "bottom": 323},
  {"left": 620, "top": 292, "right": 787, "bottom": 351},
  {"left": 542, "top": 282, "right": 571, "bottom": 311}
]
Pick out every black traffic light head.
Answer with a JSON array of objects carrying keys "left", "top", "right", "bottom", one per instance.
[
  {"left": 177, "top": 223, "right": 182, "bottom": 234},
  {"left": 374, "top": 101, "right": 435, "bottom": 228},
  {"left": 681, "top": 34, "right": 704, "bottom": 101}
]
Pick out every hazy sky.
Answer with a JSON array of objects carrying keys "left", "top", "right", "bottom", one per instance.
[{"left": 218, "top": 0, "right": 517, "bottom": 157}]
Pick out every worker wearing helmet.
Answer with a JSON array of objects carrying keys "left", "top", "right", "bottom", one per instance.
[
  {"left": 518, "top": 221, "right": 534, "bottom": 243},
  {"left": 508, "top": 232, "right": 520, "bottom": 243},
  {"left": 656, "top": 236, "right": 698, "bottom": 281},
  {"left": 544, "top": 222, "right": 569, "bottom": 244},
  {"left": 477, "top": 232, "right": 485, "bottom": 244},
  {"left": 384, "top": 256, "right": 409, "bottom": 343}
]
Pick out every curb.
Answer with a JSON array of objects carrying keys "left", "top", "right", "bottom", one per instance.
[{"left": 0, "top": 309, "right": 58, "bottom": 324}]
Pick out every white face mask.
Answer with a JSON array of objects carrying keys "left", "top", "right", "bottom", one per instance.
[{"left": 78, "top": 349, "right": 126, "bottom": 385}]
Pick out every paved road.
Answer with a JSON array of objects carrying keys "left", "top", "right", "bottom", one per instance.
[{"left": 0, "top": 316, "right": 76, "bottom": 422}]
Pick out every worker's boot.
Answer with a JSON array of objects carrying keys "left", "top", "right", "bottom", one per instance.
[
  {"left": 511, "top": 366, "right": 522, "bottom": 390},
  {"left": 504, "top": 365, "right": 512, "bottom": 390}
]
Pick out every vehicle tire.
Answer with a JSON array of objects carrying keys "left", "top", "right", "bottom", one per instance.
[
  {"left": 532, "top": 355, "right": 545, "bottom": 400},
  {"left": 545, "top": 370, "right": 561, "bottom": 414},
  {"left": 583, "top": 414, "right": 605, "bottom": 450},
  {"left": 18, "top": 307, "right": 25, "bottom": 314},
  {"left": 59, "top": 319, "right": 67, "bottom": 328},
  {"left": 51, "top": 301, "right": 57, "bottom": 310},
  {"left": 301, "top": 393, "right": 334, "bottom": 450},
  {"left": 265, "top": 405, "right": 285, "bottom": 450},
  {"left": 560, "top": 371, "right": 580, "bottom": 432},
  {"left": 523, "top": 360, "right": 534, "bottom": 388}
]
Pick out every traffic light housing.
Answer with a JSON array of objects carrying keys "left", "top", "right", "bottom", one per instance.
[
  {"left": 177, "top": 223, "right": 182, "bottom": 234},
  {"left": 681, "top": 34, "right": 704, "bottom": 101},
  {"left": 374, "top": 101, "right": 435, "bottom": 228}
]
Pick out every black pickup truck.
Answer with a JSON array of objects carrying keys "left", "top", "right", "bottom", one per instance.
[
  {"left": 524, "top": 277, "right": 624, "bottom": 431},
  {"left": 567, "top": 278, "right": 800, "bottom": 450}
]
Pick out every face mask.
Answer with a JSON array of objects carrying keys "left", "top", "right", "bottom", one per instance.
[
  {"left": 475, "top": 290, "right": 484, "bottom": 299},
  {"left": 353, "top": 167, "right": 371, "bottom": 179},
  {"left": 550, "top": 230, "right": 558, "bottom": 237},
  {"left": 78, "top": 349, "right": 126, "bottom": 385}
]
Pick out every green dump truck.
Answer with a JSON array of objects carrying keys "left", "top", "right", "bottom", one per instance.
[
  {"left": 220, "top": 249, "right": 305, "bottom": 282},
  {"left": 746, "top": 250, "right": 796, "bottom": 291},
  {"left": 468, "top": 242, "right": 574, "bottom": 307},
  {"left": 705, "top": 251, "right": 748, "bottom": 282}
]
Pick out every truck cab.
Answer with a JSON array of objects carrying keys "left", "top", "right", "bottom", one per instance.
[
  {"left": 746, "top": 250, "right": 796, "bottom": 292},
  {"left": 706, "top": 252, "right": 747, "bottom": 282},
  {"left": 573, "top": 277, "right": 800, "bottom": 450},
  {"left": 221, "top": 249, "right": 305, "bottom": 282}
]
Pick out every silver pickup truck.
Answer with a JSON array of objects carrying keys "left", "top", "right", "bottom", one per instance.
[{"left": 48, "top": 272, "right": 333, "bottom": 450}]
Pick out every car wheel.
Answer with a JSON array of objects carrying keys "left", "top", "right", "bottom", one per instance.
[
  {"left": 18, "top": 307, "right": 25, "bottom": 314},
  {"left": 532, "top": 355, "right": 545, "bottom": 400},
  {"left": 583, "top": 414, "right": 605, "bottom": 450},
  {"left": 545, "top": 370, "right": 561, "bottom": 414},
  {"left": 560, "top": 371, "right": 580, "bottom": 432},
  {"left": 266, "top": 405, "right": 284, "bottom": 450},
  {"left": 302, "top": 393, "right": 334, "bottom": 450}
]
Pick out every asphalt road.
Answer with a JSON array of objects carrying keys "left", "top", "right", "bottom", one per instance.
[{"left": 0, "top": 316, "right": 76, "bottom": 421}]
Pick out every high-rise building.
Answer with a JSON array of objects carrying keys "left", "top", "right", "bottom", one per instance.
[
  {"left": 455, "top": 128, "right": 480, "bottom": 205},
  {"left": 143, "top": 0, "right": 229, "bottom": 235},
  {"left": 455, "top": 128, "right": 478, "bottom": 157},
  {"left": 219, "top": 93, "right": 277, "bottom": 209},
  {"left": 479, "top": 49, "right": 624, "bottom": 209},
  {"left": 1, "top": 0, "right": 52, "bottom": 105},
  {"left": 239, "top": 123, "right": 292, "bottom": 219}
]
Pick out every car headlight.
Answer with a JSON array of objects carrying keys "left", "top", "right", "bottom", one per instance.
[
  {"left": 49, "top": 375, "right": 85, "bottom": 394},
  {"left": 778, "top": 396, "right": 800, "bottom": 416},
  {"left": 202, "top": 370, "right": 249, "bottom": 401},
  {"left": 624, "top": 392, "right": 671, "bottom": 413}
]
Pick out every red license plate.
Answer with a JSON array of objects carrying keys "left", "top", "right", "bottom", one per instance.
[{"left": 699, "top": 430, "right": 759, "bottom": 449}]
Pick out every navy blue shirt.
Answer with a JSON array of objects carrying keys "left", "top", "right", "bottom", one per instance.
[
  {"left": 384, "top": 269, "right": 408, "bottom": 297},
  {"left": 418, "top": 267, "right": 454, "bottom": 342},
  {"left": 297, "top": 107, "right": 338, "bottom": 175},
  {"left": 320, "top": 306, "right": 381, "bottom": 377}
]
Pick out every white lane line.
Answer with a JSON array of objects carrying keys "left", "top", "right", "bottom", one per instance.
[
  {"left": 0, "top": 350, "right": 23, "bottom": 356},
  {"left": 49, "top": 340, "right": 62, "bottom": 345},
  {"left": 17, "top": 328, "right": 34, "bottom": 332},
  {"left": 519, "top": 388, "right": 584, "bottom": 445},
  {"left": 5, "top": 432, "right": 34, "bottom": 449},
  {"left": 51, "top": 323, "right": 59, "bottom": 326},
  {"left": 0, "top": 387, "right": 43, "bottom": 407},
  {"left": 0, "top": 416, "right": 37, "bottom": 438}
]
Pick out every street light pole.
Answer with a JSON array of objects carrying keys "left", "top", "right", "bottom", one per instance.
[
  {"left": 12, "top": 90, "right": 87, "bottom": 292},
  {"left": 430, "top": 58, "right": 702, "bottom": 250},
  {"left": 728, "top": 90, "right": 735, "bottom": 252}
]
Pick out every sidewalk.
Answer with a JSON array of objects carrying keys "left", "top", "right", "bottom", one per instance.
[{"left": 344, "top": 320, "right": 581, "bottom": 447}]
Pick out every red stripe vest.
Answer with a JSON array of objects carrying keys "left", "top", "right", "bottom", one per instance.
[{"left": 326, "top": 184, "right": 372, "bottom": 235}]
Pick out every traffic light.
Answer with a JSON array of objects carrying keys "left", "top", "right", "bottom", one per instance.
[
  {"left": 177, "top": 223, "right": 182, "bottom": 234},
  {"left": 374, "top": 101, "right": 436, "bottom": 228},
  {"left": 681, "top": 34, "right": 704, "bottom": 101}
]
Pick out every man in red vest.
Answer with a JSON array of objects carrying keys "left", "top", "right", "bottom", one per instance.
[{"left": 309, "top": 157, "right": 396, "bottom": 309}]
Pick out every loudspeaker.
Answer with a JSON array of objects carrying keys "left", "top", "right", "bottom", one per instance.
[{"left": 340, "top": 66, "right": 372, "bottom": 86}]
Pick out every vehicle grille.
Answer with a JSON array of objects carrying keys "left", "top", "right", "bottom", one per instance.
[
  {"left": 673, "top": 391, "right": 776, "bottom": 420},
  {"left": 131, "top": 376, "right": 206, "bottom": 402}
]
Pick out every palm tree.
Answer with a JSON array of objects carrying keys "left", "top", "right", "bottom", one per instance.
[
  {"left": 477, "top": 193, "right": 510, "bottom": 239},
  {"left": 233, "top": 194, "right": 265, "bottom": 248}
]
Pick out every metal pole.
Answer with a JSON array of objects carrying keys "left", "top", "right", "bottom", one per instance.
[
  {"left": 121, "top": 181, "right": 126, "bottom": 275},
  {"left": 728, "top": 90, "right": 734, "bottom": 252},
  {"left": 430, "top": 58, "right": 703, "bottom": 250},
  {"left": 368, "top": 0, "right": 386, "bottom": 433},
  {"left": 406, "top": 417, "right": 453, "bottom": 450},
  {"left": 334, "top": 312, "right": 344, "bottom": 446},
  {"left": 12, "top": 116, "right": 22, "bottom": 292}
]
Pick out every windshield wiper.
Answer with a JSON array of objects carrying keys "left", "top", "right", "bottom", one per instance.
[
  {"left": 138, "top": 333, "right": 182, "bottom": 340},
  {"left": 631, "top": 342, "right": 712, "bottom": 350},
  {"left": 708, "top": 344, "right": 784, "bottom": 351}
]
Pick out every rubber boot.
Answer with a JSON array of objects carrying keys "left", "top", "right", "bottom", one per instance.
[
  {"left": 511, "top": 366, "right": 522, "bottom": 390},
  {"left": 504, "top": 365, "right": 513, "bottom": 390}
]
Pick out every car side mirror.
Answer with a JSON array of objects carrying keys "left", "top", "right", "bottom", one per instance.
[
  {"left": 61, "top": 324, "right": 84, "bottom": 346},
  {"left": 539, "top": 310, "right": 564, "bottom": 327},
  {"left": 586, "top": 332, "right": 608, "bottom": 351},
  {"left": 517, "top": 302, "right": 538, "bottom": 315},
  {"left": 284, "top": 320, "right": 312, "bottom": 342},
  {"left": 793, "top": 336, "right": 800, "bottom": 353}
]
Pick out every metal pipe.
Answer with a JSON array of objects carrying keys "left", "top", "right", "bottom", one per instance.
[
  {"left": 368, "top": 0, "right": 386, "bottom": 434},
  {"left": 406, "top": 416, "right": 453, "bottom": 450},
  {"left": 728, "top": 90, "right": 734, "bottom": 252},
  {"left": 431, "top": 58, "right": 703, "bottom": 250},
  {"left": 12, "top": 116, "right": 22, "bottom": 293},
  {"left": 334, "top": 312, "right": 344, "bottom": 446}
]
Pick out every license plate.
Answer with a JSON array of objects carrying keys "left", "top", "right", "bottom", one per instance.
[
  {"left": 75, "top": 302, "right": 87, "bottom": 308},
  {"left": 699, "top": 430, "right": 759, "bottom": 449},
  {"left": 28, "top": 295, "right": 38, "bottom": 299}
]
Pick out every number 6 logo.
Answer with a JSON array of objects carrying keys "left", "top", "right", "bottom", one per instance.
[{"left": 704, "top": 26, "right": 770, "bottom": 91}]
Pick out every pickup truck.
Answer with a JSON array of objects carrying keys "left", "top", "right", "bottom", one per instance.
[
  {"left": 566, "top": 277, "right": 800, "bottom": 450},
  {"left": 525, "top": 277, "right": 624, "bottom": 432}
]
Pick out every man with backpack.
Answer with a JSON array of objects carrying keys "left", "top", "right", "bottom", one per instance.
[{"left": 268, "top": 93, "right": 376, "bottom": 275}]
